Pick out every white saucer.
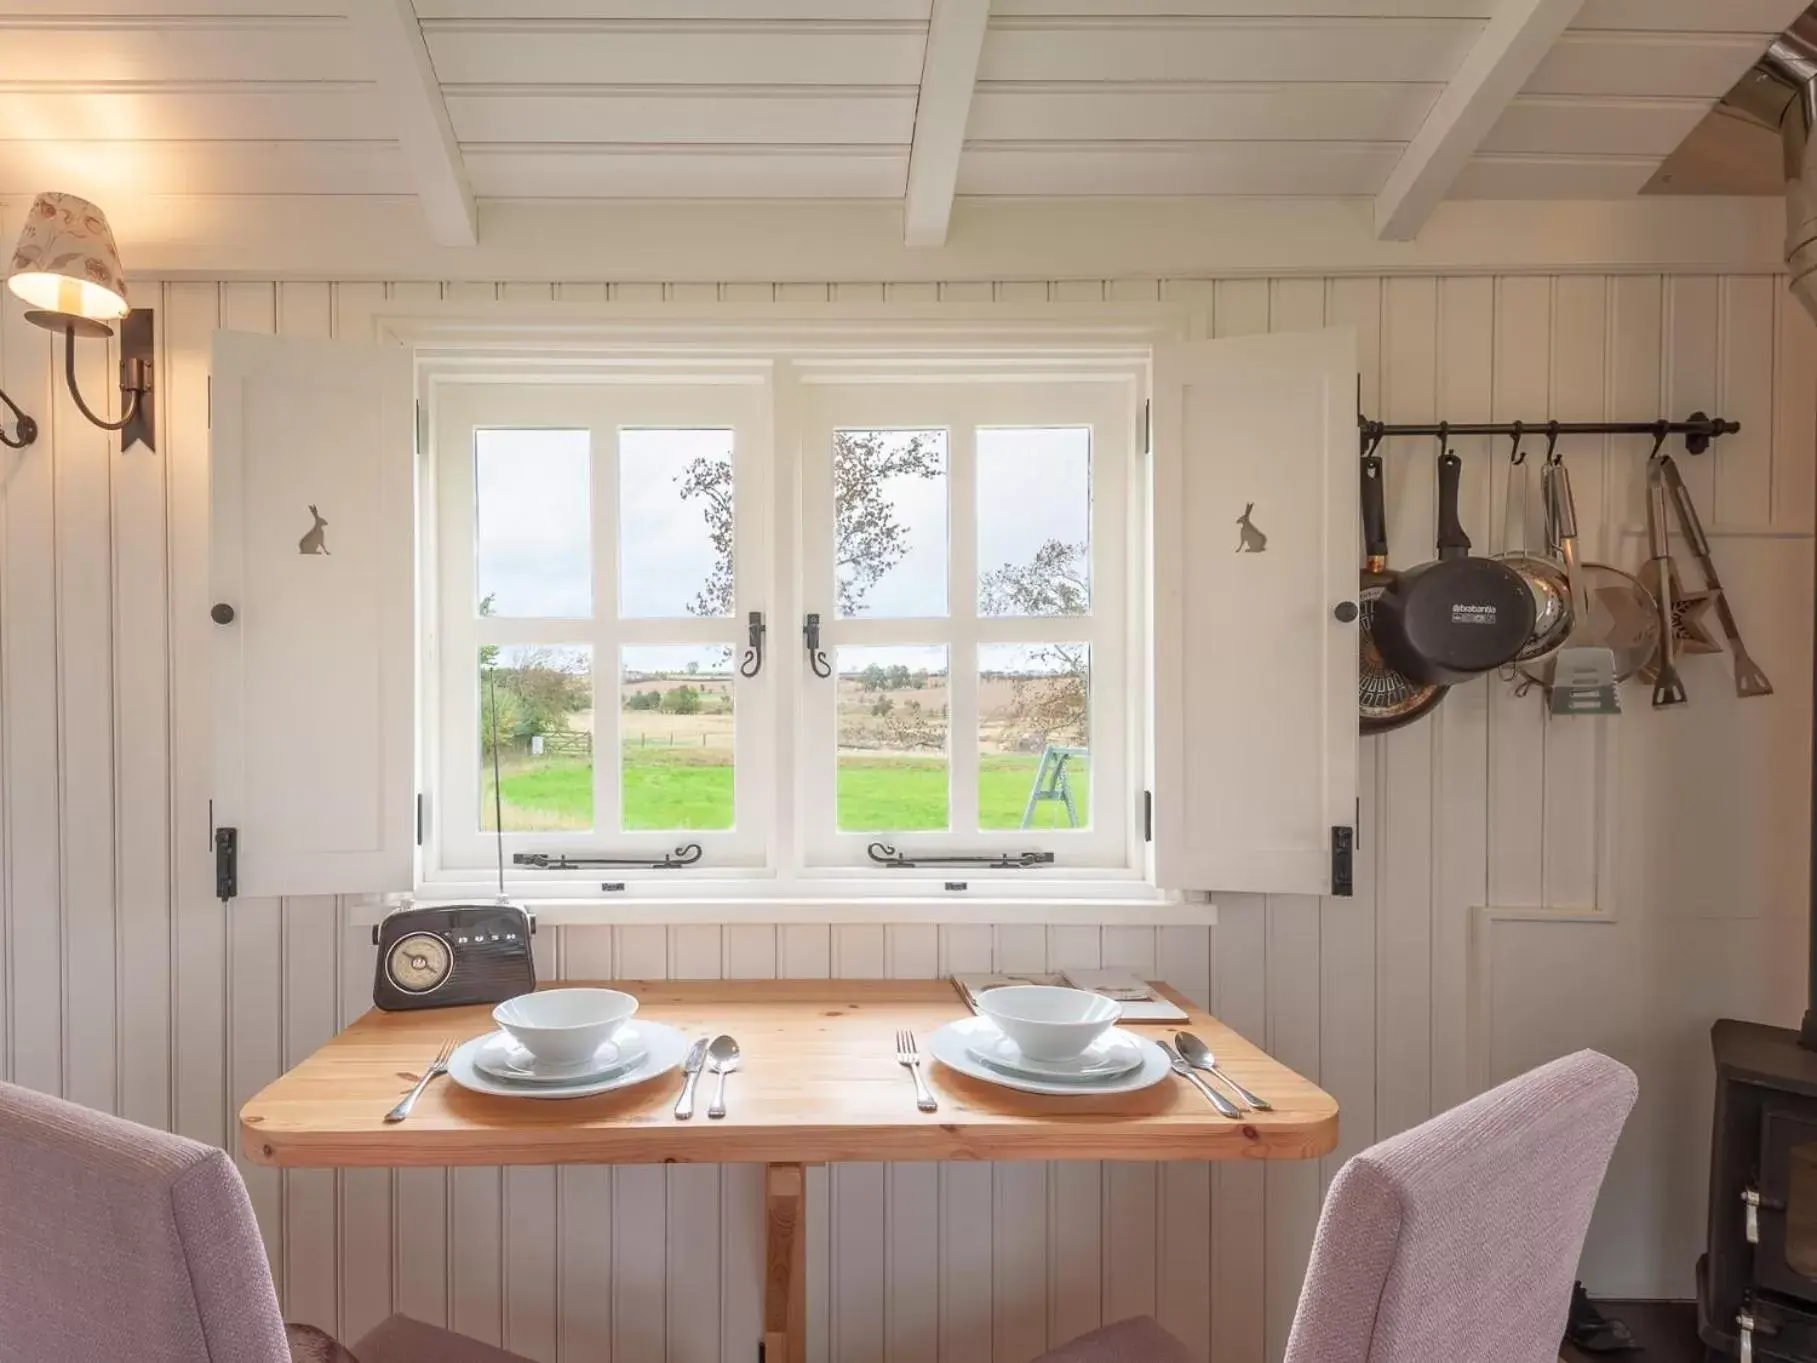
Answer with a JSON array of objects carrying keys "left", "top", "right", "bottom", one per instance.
[
  {"left": 472, "top": 1027, "right": 648, "bottom": 1085},
  {"left": 448, "top": 1020, "right": 690, "bottom": 1100},
  {"left": 928, "top": 1016, "right": 1170, "bottom": 1096},
  {"left": 964, "top": 1022, "right": 1145, "bottom": 1082}
]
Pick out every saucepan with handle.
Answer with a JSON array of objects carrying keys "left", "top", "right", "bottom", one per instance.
[
  {"left": 1372, "top": 434, "right": 1536, "bottom": 687},
  {"left": 1358, "top": 449, "right": 1446, "bottom": 734}
]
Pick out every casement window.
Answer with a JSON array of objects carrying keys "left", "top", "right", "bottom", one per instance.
[
  {"left": 422, "top": 369, "right": 1135, "bottom": 894},
  {"left": 430, "top": 380, "right": 772, "bottom": 876},
  {"left": 210, "top": 321, "right": 1358, "bottom": 918}
]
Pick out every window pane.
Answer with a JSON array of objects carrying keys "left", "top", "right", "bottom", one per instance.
[
  {"left": 621, "top": 645, "right": 735, "bottom": 832},
  {"left": 837, "top": 645, "right": 948, "bottom": 832},
  {"left": 621, "top": 429, "right": 735, "bottom": 619},
  {"left": 977, "top": 427, "right": 1091, "bottom": 617},
  {"left": 480, "top": 645, "right": 593, "bottom": 832},
  {"left": 834, "top": 429, "right": 948, "bottom": 619},
  {"left": 475, "top": 429, "right": 592, "bottom": 618},
  {"left": 978, "top": 643, "right": 1090, "bottom": 831}
]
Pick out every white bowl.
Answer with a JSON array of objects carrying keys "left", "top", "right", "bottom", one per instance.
[
  {"left": 492, "top": 988, "right": 638, "bottom": 1068},
  {"left": 977, "top": 985, "right": 1121, "bottom": 1062}
]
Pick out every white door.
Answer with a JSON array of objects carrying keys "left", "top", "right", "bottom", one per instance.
[
  {"left": 211, "top": 331, "right": 416, "bottom": 897},
  {"left": 1151, "top": 327, "right": 1359, "bottom": 896}
]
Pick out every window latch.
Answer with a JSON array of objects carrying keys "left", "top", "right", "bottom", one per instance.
[
  {"left": 513, "top": 843, "right": 704, "bottom": 871},
  {"left": 803, "top": 613, "right": 831, "bottom": 678},
  {"left": 740, "top": 610, "right": 766, "bottom": 678},
  {"left": 866, "top": 843, "right": 1055, "bottom": 870}
]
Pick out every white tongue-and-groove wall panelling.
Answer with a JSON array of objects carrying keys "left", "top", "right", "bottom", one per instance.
[{"left": 0, "top": 271, "right": 1810, "bottom": 1363}]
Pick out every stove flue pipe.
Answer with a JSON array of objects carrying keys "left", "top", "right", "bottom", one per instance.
[{"left": 1732, "top": 18, "right": 1817, "bottom": 1046}]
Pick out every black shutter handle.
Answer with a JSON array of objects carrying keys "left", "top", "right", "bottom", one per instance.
[{"left": 211, "top": 602, "right": 236, "bottom": 625}]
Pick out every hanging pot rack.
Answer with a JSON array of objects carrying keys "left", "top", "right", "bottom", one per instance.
[{"left": 1359, "top": 410, "right": 1739, "bottom": 457}]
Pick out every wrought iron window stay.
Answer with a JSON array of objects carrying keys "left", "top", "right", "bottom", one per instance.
[
  {"left": 866, "top": 843, "right": 1056, "bottom": 869},
  {"left": 513, "top": 843, "right": 704, "bottom": 871}
]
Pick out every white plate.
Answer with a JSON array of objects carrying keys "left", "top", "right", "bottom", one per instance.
[
  {"left": 928, "top": 1017, "right": 1171, "bottom": 1096},
  {"left": 472, "top": 1027, "right": 648, "bottom": 1085},
  {"left": 964, "top": 1022, "right": 1144, "bottom": 1082},
  {"left": 448, "top": 1020, "right": 690, "bottom": 1100}
]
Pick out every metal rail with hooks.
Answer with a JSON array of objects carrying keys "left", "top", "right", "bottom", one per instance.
[{"left": 1358, "top": 410, "right": 1739, "bottom": 457}]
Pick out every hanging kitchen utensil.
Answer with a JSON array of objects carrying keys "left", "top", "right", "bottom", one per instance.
[
  {"left": 1641, "top": 451, "right": 1689, "bottom": 708},
  {"left": 1655, "top": 453, "right": 1773, "bottom": 700},
  {"left": 1638, "top": 435, "right": 1721, "bottom": 681},
  {"left": 1538, "top": 454, "right": 1621, "bottom": 715},
  {"left": 1358, "top": 448, "right": 1447, "bottom": 734},
  {"left": 1373, "top": 430, "right": 1537, "bottom": 687},
  {"left": 1493, "top": 425, "right": 1573, "bottom": 666}
]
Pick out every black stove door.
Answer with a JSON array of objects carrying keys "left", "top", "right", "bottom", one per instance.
[{"left": 1757, "top": 1107, "right": 1817, "bottom": 1301}]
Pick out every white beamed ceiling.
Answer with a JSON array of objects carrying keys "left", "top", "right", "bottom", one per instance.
[{"left": 0, "top": 0, "right": 1805, "bottom": 227}]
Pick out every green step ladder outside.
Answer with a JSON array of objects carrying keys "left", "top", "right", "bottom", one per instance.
[{"left": 1021, "top": 745, "right": 1087, "bottom": 829}]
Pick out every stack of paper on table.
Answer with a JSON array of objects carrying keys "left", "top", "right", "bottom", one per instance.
[{"left": 949, "top": 969, "right": 1188, "bottom": 1023}]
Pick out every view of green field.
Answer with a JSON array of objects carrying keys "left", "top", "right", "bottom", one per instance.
[
  {"left": 480, "top": 648, "right": 1092, "bottom": 834},
  {"left": 483, "top": 747, "right": 1092, "bottom": 832}
]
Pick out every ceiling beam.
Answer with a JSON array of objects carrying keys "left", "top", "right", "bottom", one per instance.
[
  {"left": 903, "top": 0, "right": 990, "bottom": 248},
  {"left": 345, "top": 0, "right": 477, "bottom": 248},
  {"left": 1375, "top": 0, "right": 1586, "bottom": 241}
]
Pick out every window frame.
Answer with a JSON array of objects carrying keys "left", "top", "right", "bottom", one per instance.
[
  {"left": 430, "top": 377, "right": 773, "bottom": 876},
  {"left": 796, "top": 377, "right": 1134, "bottom": 871},
  {"left": 415, "top": 347, "right": 1158, "bottom": 910}
]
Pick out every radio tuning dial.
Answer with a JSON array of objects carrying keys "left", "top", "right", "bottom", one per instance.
[{"left": 386, "top": 931, "right": 452, "bottom": 994}]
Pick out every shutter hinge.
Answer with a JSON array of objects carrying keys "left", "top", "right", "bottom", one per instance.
[
  {"left": 1138, "top": 398, "right": 1151, "bottom": 455},
  {"left": 214, "top": 826, "right": 239, "bottom": 903},
  {"left": 206, "top": 375, "right": 211, "bottom": 430},
  {"left": 414, "top": 399, "right": 426, "bottom": 456},
  {"left": 1331, "top": 825, "right": 1354, "bottom": 898},
  {"left": 1143, "top": 790, "right": 1153, "bottom": 843},
  {"left": 416, "top": 793, "right": 424, "bottom": 847}
]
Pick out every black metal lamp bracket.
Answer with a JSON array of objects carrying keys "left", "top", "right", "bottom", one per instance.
[{"left": 34, "top": 308, "right": 155, "bottom": 453}]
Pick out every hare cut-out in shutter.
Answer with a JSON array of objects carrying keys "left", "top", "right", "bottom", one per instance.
[
  {"left": 1235, "top": 503, "right": 1268, "bottom": 553},
  {"left": 298, "top": 504, "right": 330, "bottom": 556}
]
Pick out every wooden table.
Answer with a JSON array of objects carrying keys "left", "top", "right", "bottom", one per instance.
[{"left": 242, "top": 980, "right": 1338, "bottom": 1363}]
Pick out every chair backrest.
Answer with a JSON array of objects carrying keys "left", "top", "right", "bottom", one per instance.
[
  {"left": 0, "top": 1080, "right": 291, "bottom": 1363},
  {"left": 1283, "top": 1049, "right": 1637, "bottom": 1363}
]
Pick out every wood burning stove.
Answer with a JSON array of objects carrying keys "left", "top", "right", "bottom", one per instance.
[{"left": 1699, "top": 1024, "right": 1817, "bottom": 1360}]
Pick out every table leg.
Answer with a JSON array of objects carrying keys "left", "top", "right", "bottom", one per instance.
[{"left": 763, "top": 1162, "right": 808, "bottom": 1363}]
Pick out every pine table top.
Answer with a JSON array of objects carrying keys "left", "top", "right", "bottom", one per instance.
[{"left": 240, "top": 979, "right": 1338, "bottom": 1168}]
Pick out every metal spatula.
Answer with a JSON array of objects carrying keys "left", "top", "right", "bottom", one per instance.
[
  {"left": 1543, "top": 460, "right": 1621, "bottom": 717},
  {"left": 1658, "top": 455, "right": 1773, "bottom": 700}
]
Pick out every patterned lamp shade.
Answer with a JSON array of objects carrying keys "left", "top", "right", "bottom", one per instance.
[{"left": 7, "top": 192, "right": 130, "bottom": 322}]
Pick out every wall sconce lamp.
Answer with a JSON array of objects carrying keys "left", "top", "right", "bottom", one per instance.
[{"left": 6, "top": 192, "right": 153, "bottom": 452}]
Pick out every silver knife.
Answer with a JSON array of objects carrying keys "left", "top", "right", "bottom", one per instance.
[
  {"left": 674, "top": 1037, "right": 710, "bottom": 1120},
  {"left": 1159, "top": 1040, "right": 1241, "bottom": 1119}
]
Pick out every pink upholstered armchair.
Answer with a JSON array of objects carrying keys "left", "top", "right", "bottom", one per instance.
[
  {"left": 1035, "top": 1048, "right": 1638, "bottom": 1363},
  {"left": 0, "top": 1080, "right": 531, "bottom": 1363}
]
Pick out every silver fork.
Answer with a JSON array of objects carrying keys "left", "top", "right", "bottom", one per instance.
[
  {"left": 896, "top": 1030, "right": 937, "bottom": 1113},
  {"left": 386, "top": 1039, "right": 456, "bottom": 1123}
]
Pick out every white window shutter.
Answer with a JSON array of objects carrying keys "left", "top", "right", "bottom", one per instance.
[
  {"left": 211, "top": 330, "right": 416, "bottom": 897},
  {"left": 1151, "top": 328, "right": 1359, "bottom": 897}
]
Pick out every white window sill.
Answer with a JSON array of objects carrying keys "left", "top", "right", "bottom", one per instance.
[{"left": 352, "top": 887, "right": 1215, "bottom": 928}]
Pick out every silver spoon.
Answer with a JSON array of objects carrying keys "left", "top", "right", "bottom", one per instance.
[
  {"left": 706, "top": 1034, "right": 741, "bottom": 1120},
  {"left": 1175, "top": 1031, "right": 1272, "bottom": 1111}
]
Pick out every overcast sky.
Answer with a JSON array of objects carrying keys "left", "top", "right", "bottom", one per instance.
[{"left": 474, "top": 423, "right": 1094, "bottom": 669}]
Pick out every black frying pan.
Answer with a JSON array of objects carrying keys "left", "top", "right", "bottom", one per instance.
[
  {"left": 1358, "top": 453, "right": 1447, "bottom": 733},
  {"left": 1373, "top": 448, "right": 1535, "bottom": 687}
]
